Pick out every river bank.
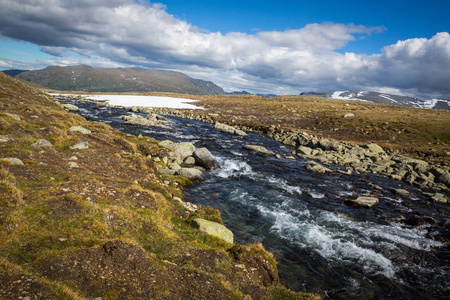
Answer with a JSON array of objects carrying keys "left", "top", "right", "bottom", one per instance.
[
  {"left": 0, "top": 73, "right": 319, "bottom": 299},
  {"left": 60, "top": 95, "right": 449, "bottom": 299}
]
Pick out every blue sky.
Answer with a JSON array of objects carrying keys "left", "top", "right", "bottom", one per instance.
[{"left": 1, "top": 0, "right": 449, "bottom": 99}]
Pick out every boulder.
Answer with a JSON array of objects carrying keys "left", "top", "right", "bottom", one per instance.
[
  {"left": 178, "top": 168, "right": 203, "bottom": 181},
  {"left": 0, "top": 157, "right": 24, "bottom": 165},
  {"left": 69, "top": 126, "right": 91, "bottom": 134},
  {"left": 159, "top": 140, "right": 176, "bottom": 150},
  {"left": 70, "top": 142, "right": 89, "bottom": 150},
  {"left": 183, "top": 156, "right": 196, "bottom": 165},
  {"left": 391, "top": 188, "right": 410, "bottom": 196},
  {"left": 31, "top": 139, "right": 53, "bottom": 147},
  {"left": 296, "top": 146, "right": 313, "bottom": 156},
  {"left": 305, "top": 161, "right": 331, "bottom": 174},
  {"left": 243, "top": 145, "right": 275, "bottom": 156},
  {"left": 215, "top": 122, "right": 247, "bottom": 136},
  {"left": 345, "top": 196, "right": 379, "bottom": 208},
  {"left": 193, "top": 148, "right": 220, "bottom": 170},
  {"left": 61, "top": 104, "right": 80, "bottom": 111},
  {"left": 431, "top": 193, "right": 448, "bottom": 204},
  {"left": 172, "top": 142, "right": 196, "bottom": 163},
  {"left": 191, "top": 218, "right": 233, "bottom": 244}
]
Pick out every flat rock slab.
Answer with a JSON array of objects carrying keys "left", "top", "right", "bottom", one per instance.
[
  {"left": 243, "top": 145, "right": 275, "bottom": 156},
  {"left": 191, "top": 218, "right": 233, "bottom": 244},
  {"left": 345, "top": 196, "right": 379, "bottom": 208}
]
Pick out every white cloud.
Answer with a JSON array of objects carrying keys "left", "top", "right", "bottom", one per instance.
[{"left": 0, "top": 1, "right": 449, "bottom": 99}]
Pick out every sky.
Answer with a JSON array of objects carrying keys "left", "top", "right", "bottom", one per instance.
[{"left": 0, "top": 0, "right": 449, "bottom": 99}]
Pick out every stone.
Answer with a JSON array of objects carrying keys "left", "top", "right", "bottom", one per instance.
[
  {"left": 193, "top": 148, "right": 220, "bottom": 170},
  {"left": 391, "top": 188, "right": 410, "bottom": 196},
  {"left": 183, "top": 156, "right": 196, "bottom": 165},
  {"left": 436, "top": 172, "right": 450, "bottom": 187},
  {"left": 243, "top": 145, "right": 275, "bottom": 156},
  {"left": 158, "top": 169, "right": 177, "bottom": 175},
  {"left": 159, "top": 140, "right": 175, "bottom": 150},
  {"left": 70, "top": 142, "right": 89, "bottom": 150},
  {"left": 6, "top": 113, "right": 21, "bottom": 121},
  {"left": 215, "top": 122, "right": 247, "bottom": 136},
  {"left": 345, "top": 196, "right": 379, "bottom": 208},
  {"left": 296, "top": 146, "right": 313, "bottom": 156},
  {"left": 31, "top": 139, "right": 53, "bottom": 147},
  {"left": 61, "top": 104, "right": 80, "bottom": 111},
  {"left": 343, "top": 113, "right": 355, "bottom": 118},
  {"left": 68, "top": 162, "right": 79, "bottom": 168},
  {"left": 431, "top": 193, "right": 448, "bottom": 203},
  {"left": 69, "top": 126, "right": 91, "bottom": 134},
  {"left": 191, "top": 218, "right": 233, "bottom": 243},
  {"left": 0, "top": 157, "right": 24, "bottom": 165},
  {"left": 215, "top": 122, "right": 235, "bottom": 134},
  {"left": 178, "top": 168, "right": 203, "bottom": 181},
  {"left": 305, "top": 161, "right": 331, "bottom": 174},
  {"left": 172, "top": 142, "right": 196, "bottom": 163}
]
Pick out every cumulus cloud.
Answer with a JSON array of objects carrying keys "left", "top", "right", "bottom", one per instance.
[{"left": 0, "top": 0, "right": 449, "bottom": 98}]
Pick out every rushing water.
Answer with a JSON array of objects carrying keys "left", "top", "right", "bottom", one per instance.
[{"left": 69, "top": 99, "right": 449, "bottom": 299}]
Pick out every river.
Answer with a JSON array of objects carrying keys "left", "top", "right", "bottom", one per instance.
[{"left": 67, "top": 97, "right": 449, "bottom": 299}]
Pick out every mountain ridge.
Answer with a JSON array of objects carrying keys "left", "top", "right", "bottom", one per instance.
[
  {"left": 12, "top": 65, "right": 225, "bottom": 95},
  {"left": 300, "top": 90, "right": 450, "bottom": 110}
]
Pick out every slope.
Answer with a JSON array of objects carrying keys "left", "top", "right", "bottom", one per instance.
[{"left": 15, "top": 65, "right": 224, "bottom": 95}]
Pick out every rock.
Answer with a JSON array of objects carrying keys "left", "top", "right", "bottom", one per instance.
[
  {"left": 0, "top": 157, "right": 25, "bottom": 165},
  {"left": 172, "top": 142, "right": 196, "bottom": 163},
  {"left": 191, "top": 218, "right": 233, "bottom": 244},
  {"left": 296, "top": 146, "right": 313, "bottom": 156},
  {"left": 215, "top": 122, "right": 235, "bottom": 134},
  {"left": 168, "top": 162, "right": 181, "bottom": 172},
  {"left": 69, "top": 126, "right": 91, "bottom": 134},
  {"left": 234, "top": 129, "right": 247, "bottom": 136},
  {"left": 183, "top": 156, "right": 196, "bottom": 165},
  {"left": 70, "top": 142, "right": 89, "bottom": 150},
  {"left": 345, "top": 196, "right": 379, "bottom": 208},
  {"left": 178, "top": 168, "right": 203, "bottom": 181},
  {"left": 364, "top": 143, "right": 385, "bottom": 154},
  {"left": 391, "top": 188, "right": 410, "bottom": 196},
  {"left": 0, "top": 135, "right": 13, "bottom": 142},
  {"left": 193, "top": 148, "right": 220, "bottom": 170},
  {"left": 120, "top": 114, "right": 157, "bottom": 126},
  {"left": 243, "top": 145, "right": 275, "bottom": 156},
  {"left": 343, "top": 113, "right": 355, "bottom": 118},
  {"left": 436, "top": 172, "right": 450, "bottom": 187},
  {"left": 431, "top": 193, "right": 448, "bottom": 203},
  {"left": 6, "top": 113, "right": 21, "bottom": 121},
  {"left": 31, "top": 139, "right": 53, "bottom": 147},
  {"left": 94, "top": 102, "right": 110, "bottom": 109},
  {"left": 158, "top": 169, "right": 177, "bottom": 175},
  {"left": 61, "top": 104, "right": 80, "bottom": 111},
  {"left": 68, "top": 162, "right": 79, "bottom": 168},
  {"left": 215, "top": 122, "right": 247, "bottom": 136},
  {"left": 305, "top": 161, "right": 331, "bottom": 174},
  {"left": 159, "top": 140, "right": 176, "bottom": 150}
]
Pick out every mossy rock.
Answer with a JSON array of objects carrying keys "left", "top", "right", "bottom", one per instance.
[{"left": 191, "top": 218, "right": 233, "bottom": 244}]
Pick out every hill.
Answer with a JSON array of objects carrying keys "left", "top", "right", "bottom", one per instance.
[
  {"left": 14, "top": 65, "right": 225, "bottom": 95},
  {"left": 1, "top": 69, "right": 28, "bottom": 77},
  {"left": 300, "top": 91, "right": 450, "bottom": 110},
  {"left": 0, "top": 73, "right": 315, "bottom": 299}
]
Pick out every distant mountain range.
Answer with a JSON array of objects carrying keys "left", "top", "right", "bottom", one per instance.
[
  {"left": 300, "top": 91, "right": 450, "bottom": 110},
  {"left": 227, "top": 90, "right": 278, "bottom": 98},
  {"left": 2, "top": 65, "right": 224, "bottom": 95}
]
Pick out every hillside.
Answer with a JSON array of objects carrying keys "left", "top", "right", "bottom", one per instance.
[
  {"left": 300, "top": 91, "right": 450, "bottom": 110},
  {"left": 0, "top": 73, "right": 315, "bottom": 299},
  {"left": 14, "top": 65, "right": 225, "bottom": 95}
]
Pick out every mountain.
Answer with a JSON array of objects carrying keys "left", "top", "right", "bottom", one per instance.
[
  {"left": 1, "top": 69, "right": 28, "bottom": 77},
  {"left": 14, "top": 65, "right": 224, "bottom": 95},
  {"left": 227, "top": 90, "right": 278, "bottom": 98},
  {"left": 300, "top": 91, "right": 450, "bottom": 110}
]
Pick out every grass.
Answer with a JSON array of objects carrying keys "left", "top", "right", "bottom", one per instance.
[{"left": 0, "top": 72, "right": 319, "bottom": 299}]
